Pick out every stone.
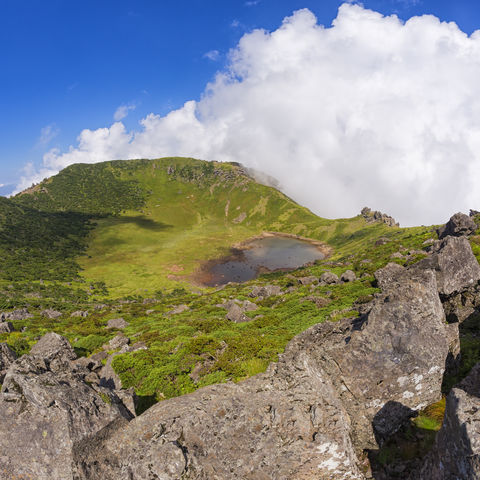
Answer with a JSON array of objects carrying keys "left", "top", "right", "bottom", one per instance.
[
  {"left": 374, "top": 262, "right": 405, "bottom": 290},
  {"left": 437, "top": 212, "right": 477, "bottom": 239},
  {"left": 107, "top": 317, "right": 129, "bottom": 329},
  {"left": 417, "top": 362, "right": 480, "bottom": 479},
  {"left": 298, "top": 275, "right": 318, "bottom": 285},
  {"left": 0, "top": 322, "right": 14, "bottom": 333},
  {"left": 225, "top": 303, "right": 250, "bottom": 323},
  {"left": 168, "top": 304, "right": 190, "bottom": 315},
  {"left": 249, "top": 284, "right": 282, "bottom": 299},
  {"left": 30, "top": 332, "right": 77, "bottom": 364},
  {"left": 340, "top": 270, "right": 357, "bottom": 282},
  {"left": 104, "top": 335, "right": 130, "bottom": 351},
  {"left": 0, "top": 334, "right": 133, "bottom": 480},
  {"left": 40, "top": 308, "right": 63, "bottom": 319},
  {"left": 390, "top": 252, "right": 404, "bottom": 259},
  {"left": 0, "top": 308, "right": 32, "bottom": 321},
  {"left": 71, "top": 310, "right": 89, "bottom": 318},
  {"left": 0, "top": 343, "right": 16, "bottom": 383},
  {"left": 302, "top": 296, "right": 330, "bottom": 308},
  {"left": 320, "top": 271, "right": 339, "bottom": 284},
  {"left": 411, "top": 236, "right": 480, "bottom": 297}
]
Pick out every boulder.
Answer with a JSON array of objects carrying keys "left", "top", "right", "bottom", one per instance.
[
  {"left": 0, "top": 334, "right": 133, "bottom": 480},
  {"left": 249, "top": 284, "right": 282, "bottom": 299},
  {"left": 412, "top": 236, "right": 480, "bottom": 297},
  {"left": 437, "top": 212, "right": 477, "bottom": 239},
  {"left": 104, "top": 335, "right": 130, "bottom": 351},
  {"left": 0, "top": 308, "right": 32, "bottom": 321},
  {"left": 41, "top": 308, "right": 63, "bottom": 319},
  {"left": 298, "top": 275, "right": 318, "bottom": 285},
  {"left": 71, "top": 310, "right": 89, "bottom": 318},
  {"left": 340, "top": 270, "right": 357, "bottom": 283},
  {"left": 30, "top": 332, "right": 77, "bottom": 364},
  {"left": 417, "top": 362, "right": 480, "bottom": 479},
  {"left": 107, "top": 318, "right": 129, "bottom": 329},
  {"left": 0, "top": 321, "right": 14, "bottom": 333},
  {"left": 320, "top": 271, "right": 339, "bottom": 284},
  {"left": 225, "top": 303, "right": 250, "bottom": 323},
  {"left": 374, "top": 262, "right": 405, "bottom": 290},
  {"left": 167, "top": 304, "right": 190, "bottom": 315},
  {"left": 0, "top": 343, "right": 16, "bottom": 383}
]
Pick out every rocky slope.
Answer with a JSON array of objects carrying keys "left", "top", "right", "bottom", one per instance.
[{"left": 2, "top": 214, "right": 480, "bottom": 479}]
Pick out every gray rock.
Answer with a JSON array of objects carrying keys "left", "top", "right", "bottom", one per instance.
[
  {"left": 41, "top": 308, "right": 63, "bottom": 319},
  {"left": 320, "top": 271, "right": 339, "bottom": 284},
  {"left": 107, "top": 317, "right": 129, "bottom": 329},
  {"left": 412, "top": 236, "right": 480, "bottom": 297},
  {"left": 241, "top": 300, "right": 258, "bottom": 311},
  {"left": 390, "top": 251, "right": 404, "bottom": 259},
  {"left": 0, "top": 343, "right": 16, "bottom": 383},
  {"left": 0, "top": 308, "right": 32, "bottom": 321},
  {"left": 104, "top": 335, "right": 130, "bottom": 351},
  {"left": 0, "top": 321, "right": 14, "bottom": 333},
  {"left": 225, "top": 303, "right": 250, "bottom": 323},
  {"left": 417, "top": 362, "right": 480, "bottom": 479},
  {"left": 30, "top": 332, "right": 77, "bottom": 364},
  {"left": 340, "top": 270, "right": 357, "bottom": 282},
  {"left": 249, "top": 284, "right": 282, "bottom": 299},
  {"left": 168, "top": 304, "right": 190, "bottom": 315},
  {"left": 71, "top": 310, "right": 89, "bottom": 318},
  {"left": 374, "top": 262, "right": 405, "bottom": 290},
  {"left": 0, "top": 334, "right": 133, "bottom": 480},
  {"left": 437, "top": 212, "right": 477, "bottom": 239},
  {"left": 298, "top": 275, "right": 318, "bottom": 285}
]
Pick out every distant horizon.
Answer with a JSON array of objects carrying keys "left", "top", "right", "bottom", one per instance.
[{"left": 3, "top": 0, "right": 480, "bottom": 225}]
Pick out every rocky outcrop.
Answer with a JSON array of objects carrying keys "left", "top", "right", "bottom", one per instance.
[
  {"left": 437, "top": 212, "right": 477, "bottom": 239},
  {"left": 417, "top": 362, "right": 480, "bottom": 479},
  {"left": 0, "top": 343, "right": 16, "bottom": 383},
  {"left": 412, "top": 235, "right": 480, "bottom": 297},
  {"left": 0, "top": 333, "right": 134, "bottom": 480},
  {"left": 361, "top": 207, "right": 399, "bottom": 227},
  {"left": 73, "top": 260, "right": 450, "bottom": 478},
  {"left": 0, "top": 321, "right": 14, "bottom": 333}
]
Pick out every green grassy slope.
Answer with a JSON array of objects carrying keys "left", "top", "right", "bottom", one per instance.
[{"left": 12, "top": 157, "right": 393, "bottom": 296}]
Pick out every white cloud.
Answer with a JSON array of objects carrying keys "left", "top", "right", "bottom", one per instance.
[
  {"left": 37, "top": 124, "right": 59, "bottom": 147},
  {"left": 204, "top": 50, "right": 221, "bottom": 61},
  {"left": 17, "top": 4, "right": 480, "bottom": 226},
  {"left": 113, "top": 104, "right": 136, "bottom": 121}
]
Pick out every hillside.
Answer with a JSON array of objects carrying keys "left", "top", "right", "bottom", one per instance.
[
  {"left": 10, "top": 157, "right": 393, "bottom": 296},
  {"left": 4, "top": 158, "right": 480, "bottom": 477}
]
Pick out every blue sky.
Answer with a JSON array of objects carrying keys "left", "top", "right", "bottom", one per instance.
[{"left": 2, "top": 0, "right": 480, "bottom": 225}]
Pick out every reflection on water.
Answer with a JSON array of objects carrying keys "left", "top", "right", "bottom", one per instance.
[{"left": 200, "top": 236, "right": 325, "bottom": 287}]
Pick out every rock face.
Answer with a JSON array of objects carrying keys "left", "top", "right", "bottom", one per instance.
[
  {"left": 0, "top": 333, "right": 134, "bottom": 480},
  {"left": 417, "top": 362, "right": 480, "bottom": 479},
  {"left": 0, "top": 343, "right": 16, "bottom": 383},
  {"left": 361, "top": 207, "right": 399, "bottom": 227},
  {"left": 73, "top": 262, "right": 450, "bottom": 479},
  {"left": 413, "top": 236, "right": 480, "bottom": 297},
  {"left": 437, "top": 212, "right": 477, "bottom": 239}
]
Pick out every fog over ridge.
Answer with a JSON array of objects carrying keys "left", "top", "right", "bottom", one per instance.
[{"left": 17, "top": 3, "right": 480, "bottom": 226}]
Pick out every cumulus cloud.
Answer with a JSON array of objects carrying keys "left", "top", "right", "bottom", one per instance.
[
  {"left": 18, "top": 3, "right": 480, "bottom": 226},
  {"left": 113, "top": 104, "right": 136, "bottom": 121}
]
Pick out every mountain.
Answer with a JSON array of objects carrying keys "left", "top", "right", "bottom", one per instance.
[{"left": 1, "top": 158, "right": 480, "bottom": 478}]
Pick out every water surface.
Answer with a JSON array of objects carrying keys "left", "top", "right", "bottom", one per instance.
[{"left": 199, "top": 236, "right": 325, "bottom": 287}]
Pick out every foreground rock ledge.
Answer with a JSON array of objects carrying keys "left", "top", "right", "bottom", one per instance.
[
  {"left": 3, "top": 234, "right": 478, "bottom": 479},
  {"left": 75, "top": 270, "right": 449, "bottom": 479}
]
